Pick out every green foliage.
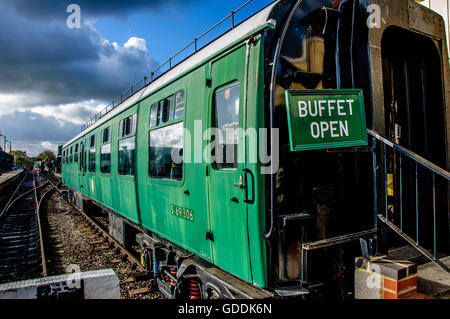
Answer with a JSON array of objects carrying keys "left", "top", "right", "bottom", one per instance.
[
  {"left": 37, "top": 150, "right": 56, "bottom": 161},
  {"left": 10, "top": 150, "right": 33, "bottom": 167}
]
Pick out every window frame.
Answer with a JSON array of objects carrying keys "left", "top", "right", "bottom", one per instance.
[
  {"left": 101, "top": 126, "right": 112, "bottom": 144},
  {"left": 118, "top": 113, "right": 137, "bottom": 177},
  {"left": 100, "top": 143, "right": 111, "bottom": 174},
  {"left": 119, "top": 114, "right": 137, "bottom": 138},
  {"left": 74, "top": 143, "right": 79, "bottom": 163},
  {"left": 90, "top": 134, "right": 96, "bottom": 148},
  {"left": 100, "top": 126, "right": 112, "bottom": 175},
  {"left": 211, "top": 81, "right": 241, "bottom": 171},
  {"left": 148, "top": 88, "right": 186, "bottom": 186},
  {"left": 118, "top": 136, "right": 136, "bottom": 176},
  {"left": 88, "top": 147, "right": 96, "bottom": 173}
]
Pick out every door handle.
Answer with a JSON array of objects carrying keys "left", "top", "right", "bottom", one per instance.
[{"left": 243, "top": 168, "right": 255, "bottom": 204}]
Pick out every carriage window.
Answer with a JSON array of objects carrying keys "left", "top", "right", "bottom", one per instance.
[
  {"left": 101, "top": 126, "right": 111, "bottom": 144},
  {"left": 100, "top": 143, "right": 111, "bottom": 173},
  {"left": 119, "top": 137, "right": 135, "bottom": 176},
  {"left": 213, "top": 84, "right": 240, "bottom": 170},
  {"left": 162, "top": 95, "right": 175, "bottom": 123},
  {"left": 150, "top": 90, "right": 185, "bottom": 128},
  {"left": 70, "top": 147, "right": 73, "bottom": 163},
  {"left": 175, "top": 90, "right": 185, "bottom": 118},
  {"left": 74, "top": 144, "right": 79, "bottom": 163},
  {"left": 149, "top": 122, "right": 183, "bottom": 180},
  {"left": 119, "top": 114, "right": 137, "bottom": 137},
  {"left": 158, "top": 100, "right": 165, "bottom": 124},
  {"left": 150, "top": 103, "right": 158, "bottom": 127},
  {"left": 88, "top": 148, "right": 96, "bottom": 172},
  {"left": 90, "top": 134, "right": 96, "bottom": 148}
]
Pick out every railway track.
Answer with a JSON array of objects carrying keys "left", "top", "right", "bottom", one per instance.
[
  {"left": 40, "top": 173, "right": 159, "bottom": 298},
  {"left": 0, "top": 172, "right": 51, "bottom": 283},
  {"left": 41, "top": 174, "right": 146, "bottom": 276},
  {"left": 0, "top": 172, "right": 159, "bottom": 298}
]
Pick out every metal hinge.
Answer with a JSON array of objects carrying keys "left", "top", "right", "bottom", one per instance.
[
  {"left": 206, "top": 231, "right": 214, "bottom": 242},
  {"left": 206, "top": 165, "right": 209, "bottom": 176}
]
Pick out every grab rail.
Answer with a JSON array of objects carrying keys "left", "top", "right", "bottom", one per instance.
[{"left": 368, "top": 129, "right": 450, "bottom": 273}]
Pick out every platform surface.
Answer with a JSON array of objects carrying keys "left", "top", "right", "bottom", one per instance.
[
  {"left": 417, "top": 256, "right": 450, "bottom": 297},
  {"left": 0, "top": 169, "right": 23, "bottom": 186}
]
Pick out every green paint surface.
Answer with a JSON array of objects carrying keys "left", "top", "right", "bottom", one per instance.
[
  {"left": 285, "top": 89, "right": 368, "bottom": 151},
  {"left": 62, "top": 32, "right": 268, "bottom": 288}
]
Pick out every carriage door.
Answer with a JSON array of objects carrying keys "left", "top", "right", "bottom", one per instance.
[{"left": 207, "top": 47, "right": 252, "bottom": 282}]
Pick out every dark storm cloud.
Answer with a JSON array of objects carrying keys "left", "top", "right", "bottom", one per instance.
[
  {"left": 0, "top": 111, "right": 79, "bottom": 142},
  {"left": 1, "top": 111, "right": 81, "bottom": 156},
  {"left": 0, "top": 2, "right": 157, "bottom": 105},
  {"left": 0, "top": 0, "right": 174, "bottom": 155},
  {"left": 2, "top": 0, "right": 192, "bottom": 19}
]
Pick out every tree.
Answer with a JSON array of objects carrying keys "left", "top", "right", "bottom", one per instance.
[
  {"left": 10, "top": 150, "right": 27, "bottom": 157},
  {"left": 10, "top": 150, "right": 33, "bottom": 167},
  {"left": 37, "top": 150, "right": 56, "bottom": 161}
]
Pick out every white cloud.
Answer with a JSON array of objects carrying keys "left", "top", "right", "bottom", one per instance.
[
  {"left": 0, "top": 0, "right": 157, "bottom": 158},
  {"left": 31, "top": 100, "right": 107, "bottom": 125},
  {"left": 0, "top": 94, "right": 106, "bottom": 125},
  {"left": 124, "top": 37, "right": 147, "bottom": 52},
  {"left": 40, "top": 141, "right": 59, "bottom": 152},
  {"left": 11, "top": 139, "right": 61, "bottom": 157},
  {"left": 0, "top": 93, "right": 45, "bottom": 114}
]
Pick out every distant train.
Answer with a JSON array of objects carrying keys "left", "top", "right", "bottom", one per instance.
[{"left": 62, "top": 0, "right": 449, "bottom": 299}]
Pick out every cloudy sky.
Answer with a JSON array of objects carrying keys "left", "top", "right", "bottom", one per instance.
[{"left": 0, "top": 0, "right": 272, "bottom": 156}]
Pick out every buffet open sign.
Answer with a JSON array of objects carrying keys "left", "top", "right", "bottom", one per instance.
[{"left": 285, "top": 89, "right": 368, "bottom": 151}]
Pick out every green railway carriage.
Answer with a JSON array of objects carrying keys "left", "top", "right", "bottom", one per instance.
[{"left": 62, "top": 0, "right": 450, "bottom": 299}]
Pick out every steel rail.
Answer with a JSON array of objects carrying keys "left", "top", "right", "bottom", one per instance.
[
  {"left": 1, "top": 178, "right": 49, "bottom": 219},
  {"left": 0, "top": 172, "right": 49, "bottom": 281},
  {"left": 0, "top": 173, "right": 27, "bottom": 219},
  {"left": 70, "top": 204, "right": 146, "bottom": 273},
  {"left": 44, "top": 174, "right": 146, "bottom": 273},
  {"left": 35, "top": 175, "right": 54, "bottom": 277}
]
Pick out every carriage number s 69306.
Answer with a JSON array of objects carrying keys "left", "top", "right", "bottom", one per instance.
[{"left": 170, "top": 204, "right": 194, "bottom": 222}]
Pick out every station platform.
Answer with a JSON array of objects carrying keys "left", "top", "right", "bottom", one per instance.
[
  {"left": 0, "top": 169, "right": 24, "bottom": 192},
  {"left": 417, "top": 256, "right": 450, "bottom": 298}
]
